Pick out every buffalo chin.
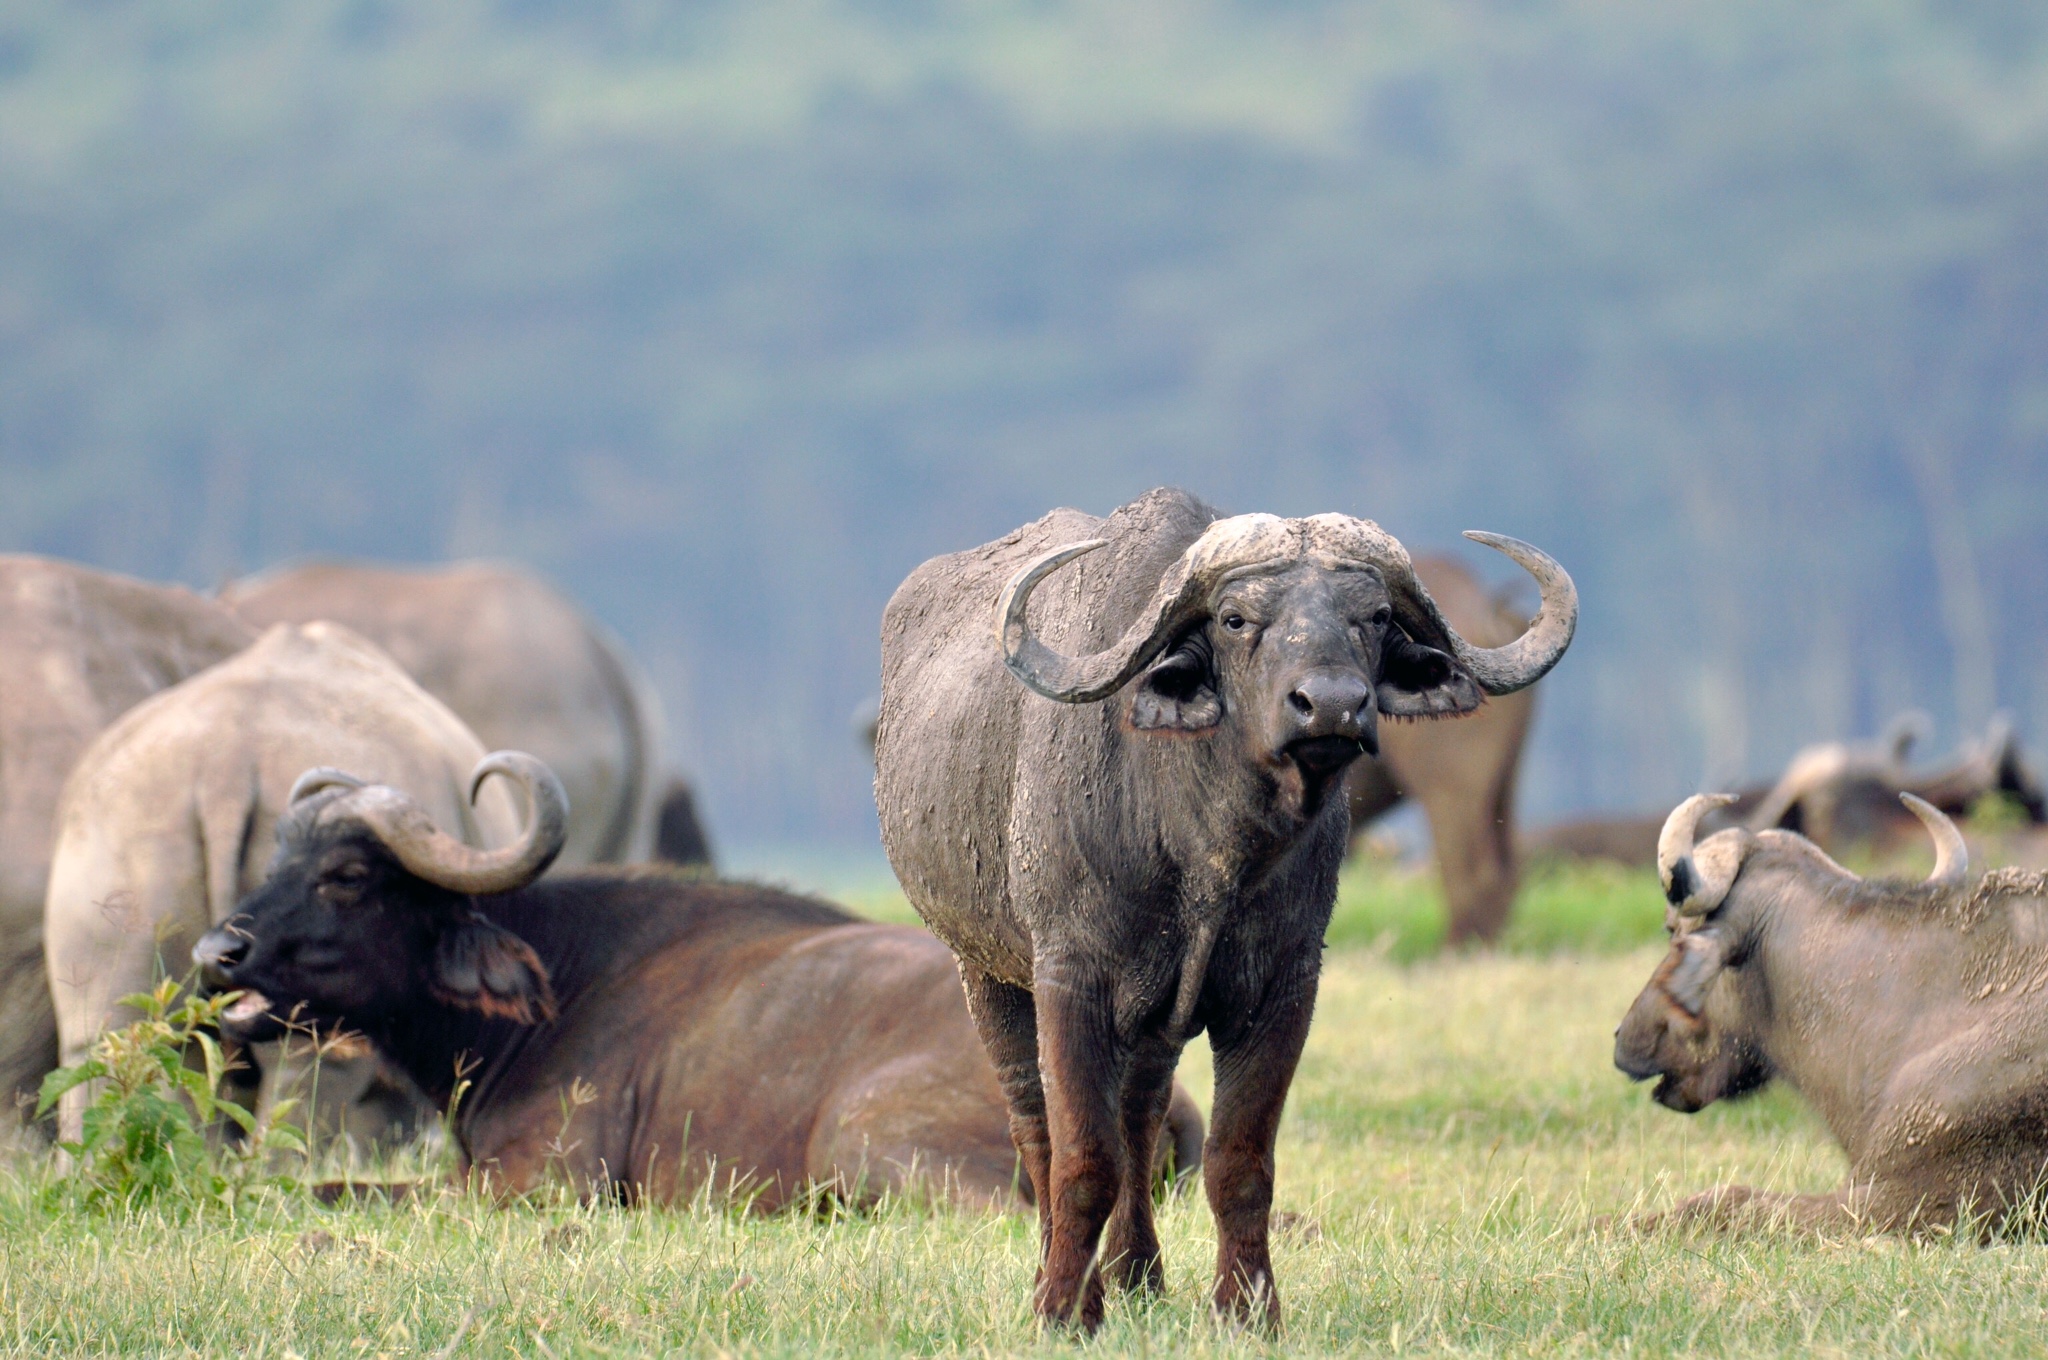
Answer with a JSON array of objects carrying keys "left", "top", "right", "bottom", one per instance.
[
  {"left": 1651, "top": 1073, "right": 1705, "bottom": 1113},
  {"left": 216, "top": 1006, "right": 291, "bottom": 1045},
  {"left": 1275, "top": 736, "right": 1368, "bottom": 818},
  {"left": 214, "top": 992, "right": 334, "bottom": 1046}
]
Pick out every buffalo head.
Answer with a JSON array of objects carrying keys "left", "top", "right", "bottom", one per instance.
[
  {"left": 1614, "top": 789, "right": 1969, "bottom": 1112},
  {"left": 995, "top": 515, "right": 1576, "bottom": 818},
  {"left": 194, "top": 752, "right": 569, "bottom": 1042}
]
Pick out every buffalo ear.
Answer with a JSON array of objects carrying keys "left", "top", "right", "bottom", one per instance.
[
  {"left": 431, "top": 915, "right": 558, "bottom": 1024},
  {"left": 1663, "top": 929, "right": 1726, "bottom": 1017},
  {"left": 1129, "top": 635, "right": 1223, "bottom": 732},
  {"left": 1376, "top": 630, "right": 1483, "bottom": 718}
]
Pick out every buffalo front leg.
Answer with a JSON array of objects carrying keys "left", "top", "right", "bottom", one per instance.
[
  {"left": 1099, "top": 1028, "right": 1180, "bottom": 1294},
  {"left": 1031, "top": 954, "right": 1125, "bottom": 1330},
  {"left": 958, "top": 968, "right": 1051, "bottom": 1231},
  {"left": 1205, "top": 955, "right": 1320, "bottom": 1329}
]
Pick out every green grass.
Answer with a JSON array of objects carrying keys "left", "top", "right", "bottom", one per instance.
[
  {"left": 849, "top": 858, "right": 1672, "bottom": 964},
  {"left": 5, "top": 871, "right": 2044, "bottom": 1356}
]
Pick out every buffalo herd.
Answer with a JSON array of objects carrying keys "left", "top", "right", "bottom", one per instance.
[{"left": 8, "top": 485, "right": 2048, "bottom": 1333}]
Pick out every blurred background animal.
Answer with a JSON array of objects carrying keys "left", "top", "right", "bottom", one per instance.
[
  {"left": 43, "top": 622, "right": 522, "bottom": 1148},
  {"left": 0, "top": 558, "right": 254, "bottom": 1124},
  {"left": 222, "top": 560, "right": 706, "bottom": 871},
  {"left": 1526, "top": 711, "right": 2046, "bottom": 870},
  {"left": 193, "top": 754, "right": 1204, "bottom": 1208},
  {"left": 1344, "top": 555, "right": 1539, "bottom": 943}
]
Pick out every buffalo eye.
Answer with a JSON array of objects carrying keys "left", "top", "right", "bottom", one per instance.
[
  {"left": 1222, "top": 612, "right": 1247, "bottom": 632},
  {"left": 318, "top": 859, "right": 372, "bottom": 899}
]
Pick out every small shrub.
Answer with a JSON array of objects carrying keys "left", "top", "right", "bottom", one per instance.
[{"left": 37, "top": 978, "right": 305, "bottom": 1210}]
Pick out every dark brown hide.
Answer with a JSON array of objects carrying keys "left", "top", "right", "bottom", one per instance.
[
  {"left": 202, "top": 864, "right": 1199, "bottom": 1208},
  {"left": 1344, "top": 556, "right": 1538, "bottom": 943}
]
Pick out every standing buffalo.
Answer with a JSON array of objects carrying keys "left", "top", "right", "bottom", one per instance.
[
  {"left": 223, "top": 561, "right": 686, "bottom": 868},
  {"left": 1345, "top": 555, "right": 1538, "bottom": 943},
  {"left": 0, "top": 557, "right": 253, "bottom": 1117},
  {"left": 44, "top": 622, "right": 521, "bottom": 1144},
  {"left": 1616, "top": 791, "right": 2048, "bottom": 1235},
  {"left": 875, "top": 488, "right": 1575, "bottom": 1328},
  {"left": 193, "top": 755, "right": 1202, "bottom": 1207}
]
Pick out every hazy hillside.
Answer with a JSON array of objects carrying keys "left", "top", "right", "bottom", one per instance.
[{"left": 2, "top": 0, "right": 2045, "bottom": 846}]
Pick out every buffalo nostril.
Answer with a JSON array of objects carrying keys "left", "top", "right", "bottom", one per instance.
[
  {"left": 1288, "top": 690, "right": 1314, "bottom": 716},
  {"left": 193, "top": 929, "right": 249, "bottom": 975}
]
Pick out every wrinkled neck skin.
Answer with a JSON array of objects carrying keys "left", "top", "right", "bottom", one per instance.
[
  {"left": 355, "top": 887, "right": 611, "bottom": 1151},
  {"left": 1040, "top": 685, "right": 1352, "bottom": 1038},
  {"left": 1742, "top": 856, "right": 1981, "bottom": 1169}
]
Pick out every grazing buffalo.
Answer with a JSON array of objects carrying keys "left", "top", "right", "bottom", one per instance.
[
  {"left": 194, "top": 755, "right": 1203, "bottom": 1208},
  {"left": 876, "top": 488, "right": 1575, "bottom": 1327},
  {"left": 0, "top": 558, "right": 253, "bottom": 1117},
  {"left": 224, "top": 561, "right": 675, "bottom": 868},
  {"left": 45, "top": 622, "right": 521, "bottom": 1144},
  {"left": 1616, "top": 791, "right": 2048, "bottom": 1234},
  {"left": 1345, "top": 555, "right": 1539, "bottom": 943}
]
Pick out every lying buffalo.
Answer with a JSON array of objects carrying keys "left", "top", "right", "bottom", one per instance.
[
  {"left": 1346, "top": 554, "right": 1539, "bottom": 943},
  {"left": 876, "top": 488, "right": 1575, "bottom": 1327},
  {"left": 45, "top": 622, "right": 522, "bottom": 1144},
  {"left": 0, "top": 557, "right": 253, "bottom": 1117},
  {"left": 1747, "top": 712, "right": 2044, "bottom": 855},
  {"left": 1616, "top": 790, "right": 2048, "bottom": 1234},
  {"left": 1526, "top": 711, "right": 2037, "bottom": 868},
  {"left": 195, "top": 754, "right": 1201, "bottom": 1207},
  {"left": 224, "top": 561, "right": 688, "bottom": 868}
]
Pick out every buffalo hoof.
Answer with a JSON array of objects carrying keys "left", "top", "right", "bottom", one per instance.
[
  {"left": 1033, "top": 1273, "right": 1105, "bottom": 1333},
  {"left": 1212, "top": 1268, "right": 1282, "bottom": 1334}
]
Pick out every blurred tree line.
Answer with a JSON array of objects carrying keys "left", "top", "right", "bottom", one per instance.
[{"left": 1, "top": 0, "right": 2044, "bottom": 847}]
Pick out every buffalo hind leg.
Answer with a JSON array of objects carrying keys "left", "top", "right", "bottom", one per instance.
[
  {"left": 1205, "top": 954, "right": 1320, "bottom": 1330},
  {"left": 1031, "top": 954, "right": 1125, "bottom": 1330},
  {"left": 1099, "top": 1028, "right": 1180, "bottom": 1294}
]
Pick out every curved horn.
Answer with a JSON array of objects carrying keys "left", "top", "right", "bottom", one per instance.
[
  {"left": 1446, "top": 532, "right": 1578, "bottom": 695},
  {"left": 353, "top": 752, "right": 568, "bottom": 896},
  {"left": 289, "top": 767, "right": 366, "bottom": 805},
  {"left": 1659, "top": 793, "right": 1743, "bottom": 915},
  {"left": 1380, "top": 533, "right": 1577, "bottom": 697},
  {"left": 1900, "top": 793, "right": 1967, "bottom": 888},
  {"left": 996, "top": 517, "right": 1577, "bottom": 704},
  {"left": 996, "top": 538, "right": 1211, "bottom": 704}
]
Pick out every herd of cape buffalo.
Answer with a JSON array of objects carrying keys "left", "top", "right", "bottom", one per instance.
[{"left": 7, "top": 485, "right": 2048, "bottom": 1329}]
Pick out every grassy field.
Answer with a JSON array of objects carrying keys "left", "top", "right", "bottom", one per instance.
[{"left": 4, "top": 863, "right": 2044, "bottom": 1357}]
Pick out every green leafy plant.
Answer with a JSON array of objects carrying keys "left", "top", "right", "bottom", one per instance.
[{"left": 36, "top": 978, "right": 305, "bottom": 1210}]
